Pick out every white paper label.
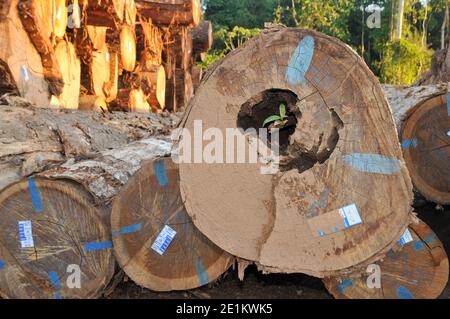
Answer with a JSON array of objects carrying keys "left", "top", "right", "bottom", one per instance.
[
  {"left": 339, "top": 204, "right": 363, "bottom": 228},
  {"left": 399, "top": 228, "right": 414, "bottom": 245},
  {"left": 151, "top": 225, "right": 177, "bottom": 255},
  {"left": 18, "top": 221, "right": 34, "bottom": 248}
]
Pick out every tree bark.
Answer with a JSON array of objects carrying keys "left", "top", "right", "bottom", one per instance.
[
  {"left": 192, "top": 21, "right": 213, "bottom": 53},
  {"left": 136, "top": 0, "right": 201, "bottom": 27},
  {"left": 397, "top": 0, "right": 404, "bottom": 39},
  {"left": 178, "top": 28, "right": 414, "bottom": 277},
  {"left": 383, "top": 84, "right": 449, "bottom": 204},
  {"left": 82, "top": 0, "right": 125, "bottom": 28},
  {"left": 0, "top": 97, "right": 181, "bottom": 192}
]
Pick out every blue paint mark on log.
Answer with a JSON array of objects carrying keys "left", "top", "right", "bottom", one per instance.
[
  {"left": 28, "top": 177, "right": 43, "bottom": 213},
  {"left": 401, "top": 139, "right": 418, "bottom": 149},
  {"left": 447, "top": 94, "right": 450, "bottom": 116},
  {"left": 341, "top": 153, "right": 401, "bottom": 175},
  {"left": 84, "top": 241, "right": 113, "bottom": 252},
  {"left": 396, "top": 286, "right": 414, "bottom": 299},
  {"left": 48, "top": 271, "right": 61, "bottom": 289},
  {"left": 112, "top": 223, "right": 142, "bottom": 238},
  {"left": 0, "top": 260, "right": 5, "bottom": 269},
  {"left": 424, "top": 235, "right": 436, "bottom": 244},
  {"left": 54, "top": 292, "right": 62, "bottom": 299},
  {"left": 286, "top": 36, "right": 315, "bottom": 86},
  {"left": 336, "top": 279, "right": 353, "bottom": 293},
  {"left": 154, "top": 160, "right": 169, "bottom": 187},
  {"left": 196, "top": 259, "right": 209, "bottom": 286},
  {"left": 413, "top": 240, "right": 425, "bottom": 251}
]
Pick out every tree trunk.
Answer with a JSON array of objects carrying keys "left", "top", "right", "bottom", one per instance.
[
  {"left": 112, "top": 157, "right": 234, "bottom": 291},
  {"left": 383, "top": 84, "right": 449, "bottom": 204},
  {"left": 192, "top": 20, "right": 213, "bottom": 53},
  {"left": 397, "top": 0, "right": 404, "bottom": 39},
  {"left": 442, "top": 4, "right": 449, "bottom": 50},
  {"left": 177, "top": 28, "right": 414, "bottom": 278},
  {"left": 323, "top": 219, "right": 448, "bottom": 299},
  {"left": 0, "top": 97, "right": 181, "bottom": 192},
  {"left": 136, "top": 0, "right": 201, "bottom": 27},
  {"left": 82, "top": 0, "right": 125, "bottom": 28}
]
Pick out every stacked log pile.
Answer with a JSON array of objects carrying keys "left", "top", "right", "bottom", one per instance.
[{"left": 0, "top": 0, "right": 209, "bottom": 113}]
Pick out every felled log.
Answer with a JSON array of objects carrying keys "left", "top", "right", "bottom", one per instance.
[
  {"left": 175, "top": 68, "right": 193, "bottom": 109},
  {"left": 112, "top": 157, "right": 233, "bottom": 291},
  {"left": 16, "top": 0, "right": 64, "bottom": 97},
  {"left": 117, "top": 87, "right": 151, "bottom": 112},
  {"left": 124, "top": 0, "right": 136, "bottom": 26},
  {"left": 0, "top": 0, "right": 12, "bottom": 21},
  {"left": 384, "top": 84, "right": 449, "bottom": 205},
  {"left": 0, "top": 97, "right": 182, "bottom": 192},
  {"left": 136, "top": 0, "right": 201, "bottom": 27},
  {"left": 138, "top": 53, "right": 166, "bottom": 111},
  {"left": 417, "top": 37, "right": 449, "bottom": 85},
  {"left": 52, "top": 40, "right": 81, "bottom": 109},
  {"left": 192, "top": 21, "right": 212, "bottom": 53},
  {"left": 323, "top": 219, "right": 449, "bottom": 299},
  {"left": 104, "top": 50, "right": 119, "bottom": 103},
  {"left": 191, "top": 64, "right": 202, "bottom": 91},
  {"left": 52, "top": 0, "right": 68, "bottom": 38},
  {"left": 82, "top": 0, "right": 124, "bottom": 28},
  {"left": 177, "top": 28, "right": 414, "bottom": 277},
  {"left": 171, "top": 26, "right": 192, "bottom": 71},
  {"left": 120, "top": 25, "right": 136, "bottom": 72},
  {"left": 0, "top": 177, "right": 115, "bottom": 299}
]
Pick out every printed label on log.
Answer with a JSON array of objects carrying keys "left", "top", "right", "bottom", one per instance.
[
  {"left": 18, "top": 220, "right": 34, "bottom": 248},
  {"left": 151, "top": 225, "right": 177, "bottom": 255},
  {"left": 307, "top": 204, "right": 363, "bottom": 238},
  {"left": 398, "top": 228, "right": 414, "bottom": 245}
]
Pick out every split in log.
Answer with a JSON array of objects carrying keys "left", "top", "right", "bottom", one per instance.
[
  {"left": 0, "top": 178, "right": 115, "bottom": 299},
  {"left": 1, "top": 0, "right": 53, "bottom": 106},
  {"left": 177, "top": 28, "right": 414, "bottom": 277},
  {"left": 111, "top": 157, "right": 233, "bottom": 291},
  {"left": 17, "top": 0, "right": 64, "bottom": 97},
  {"left": 82, "top": 0, "right": 125, "bottom": 28},
  {"left": 323, "top": 219, "right": 449, "bottom": 299},
  {"left": 136, "top": 0, "right": 201, "bottom": 27},
  {"left": 0, "top": 98, "right": 182, "bottom": 192},
  {"left": 175, "top": 68, "right": 193, "bottom": 109},
  {"left": 52, "top": 40, "right": 81, "bottom": 109},
  {"left": 192, "top": 21, "right": 213, "bottom": 53},
  {"left": 120, "top": 25, "right": 136, "bottom": 72},
  {"left": 384, "top": 84, "right": 450, "bottom": 205},
  {"left": 52, "top": 0, "right": 68, "bottom": 38}
]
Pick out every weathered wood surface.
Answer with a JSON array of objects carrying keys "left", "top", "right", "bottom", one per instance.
[
  {"left": 178, "top": 28, "right": 414, "bottom": 277},
  {"left": 0, "top": 178, "right": 115, "bottom": 299},
  {"left": 384, "top": 84, "right": 449, "bottom": 204},
  {"left": 323, "top": 219, "right": 449, "bottom": 299},
  {"left": 136, "top": 0, "right": 201, "bottom": 27},
  {"left": 111, "top": 157, "right": 233, "bottom": 291},
  {"left": 82, "top": 0, "right": 125, "bottom": 28},
  {"left": 0, "top": 96, "right": 182, "bottom": 192}
]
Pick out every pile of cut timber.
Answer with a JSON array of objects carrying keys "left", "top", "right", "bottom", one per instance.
[
  {"left": 384, "top": 84, "right": 449, "bottom": 205},
  {"left": 417, "top": 36, "right": 450, "bottom": 85},
  {"left": 0, "top": 0, "right": 210, "bottom": 113}
]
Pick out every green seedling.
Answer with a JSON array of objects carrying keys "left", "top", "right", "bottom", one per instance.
[{"left": 263, "top": 103, "right": 288, "bottom": 130}]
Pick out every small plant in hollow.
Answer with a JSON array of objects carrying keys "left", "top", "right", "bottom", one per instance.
[{"left": 263, "top": 103, "right": 289, "bottom": 130}]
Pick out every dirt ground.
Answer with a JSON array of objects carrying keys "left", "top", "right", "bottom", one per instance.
[{"left": 108, "top": 200, "right": 450, "bottom": 300}]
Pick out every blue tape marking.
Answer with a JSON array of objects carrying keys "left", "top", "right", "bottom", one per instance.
[
  {"left": 424, "top": 235, "right": 436, "bottom": 244},
  {"left": 54, "top": 292, "right": 62, "bottom": 300},
  {"left": 396, "top": 286, "right": 414, "bottom": 299},
  {"left": 196, "top": 259, "right": 209, "bottom": 286},
  {"left": 447, "top": 93, "right": 450, "bottom": 116},
  {"left": 401, "top": 139, "right": 418, "bottom": 150},
  {"left": 154, "top": 160, "right": 169, "bottom": 187},
  {"left": 286, "top": 35, "right": 315, "bottom": 86},
  {"left": 0, "top": 260, "right": 5, "bottom": 269},
  {"left": 413, "top": 240, "right": 425, "bottom": 251},
  {"left": 112, "top": 223, "right": 142, "bottom": 238},
  {"left": 341, "top": 153, "right": 401, "bottom": 175},
  {"left": 318, "top": 231, "right": 326, "bottom": 237},
  {"left": 28, "top": 177, "right": 43, "bottom": 213},
  {"left": 84, "top": 241, "right": 113, "bottom": 252},
  {"left": 48, "top": 271, "right": 61, "bottom": 289},
  {"left": 336, "top": 279, "right": 353, "bottom": 293}
]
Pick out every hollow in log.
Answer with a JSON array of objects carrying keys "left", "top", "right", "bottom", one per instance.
[
  {"left": 177, "top": 28, "right": 414, "bottom": 277},
  {"left": 323, "top": 219, "right": 449, "bottom": 299},
  {"left": 111, "top": 157, "right": 233, "bottom": 291},
  {"left": 384, "top": 84, "right": 449, "bottom": 205},
  {"left": 136, "top": 0, "right": 201, "bottom": 27}
]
